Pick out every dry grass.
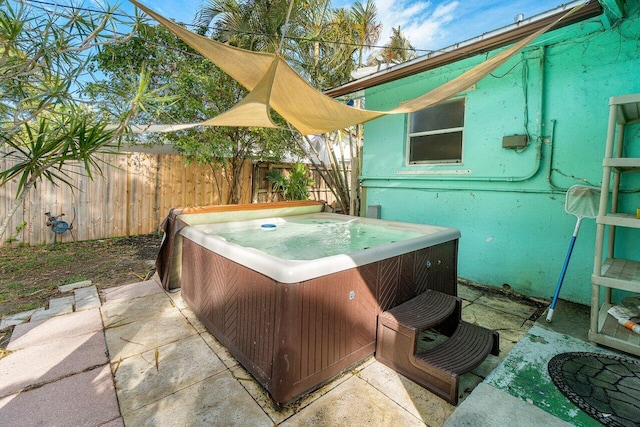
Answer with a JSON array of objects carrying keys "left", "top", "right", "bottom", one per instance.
[{"left": 0, "top": 234, "right": 162, "bottom": 319}]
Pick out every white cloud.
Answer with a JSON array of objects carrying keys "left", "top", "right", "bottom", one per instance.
[
  {"left": 372, "top": 0, "right": 460, "bottom": 52},
  {"left": 368, "top": 0, "right": 568, "bottom": 54},
  {"left": 137, "top": 0, "right": 566, "bottom": 55}
]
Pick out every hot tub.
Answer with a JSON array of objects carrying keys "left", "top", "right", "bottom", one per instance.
[{"left": 156, "top": 201, "right": 460, "bottom": 404}]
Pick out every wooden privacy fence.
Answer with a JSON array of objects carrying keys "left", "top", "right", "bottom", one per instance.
[
  {"left": 1, "top": 152, "right": 343, "bottom": 247},
  {"left": 252, "top": 162, "right": 340, "bottom": 205}
]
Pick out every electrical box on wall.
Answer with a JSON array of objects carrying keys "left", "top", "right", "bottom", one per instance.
[
  {"left": 367, "top": 205, "right": 381, "bottom": 219},
  {"left": 502, "top": 135, "right": 528, "bottom": 149}
]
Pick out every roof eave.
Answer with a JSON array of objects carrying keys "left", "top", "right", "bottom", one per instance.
[{"left": 325, "top": 0, "right": 603, "bottom": 98}]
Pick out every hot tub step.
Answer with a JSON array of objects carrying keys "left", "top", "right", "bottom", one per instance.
[
  {"left": 413, "top": 321, "right": 499, "bottom": 404},
  {"left": 378, "top": 289, "right": 461, "bottom": 337},
  {"left": 375, "top": 290, "right": 499, "bottom": 405},
  {"left": 375, "top": 289, "right": 461, "bottom": 394}
]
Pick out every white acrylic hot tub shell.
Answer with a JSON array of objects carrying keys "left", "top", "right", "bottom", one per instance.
[{"left": 179, "top": 212, "right": 460, "bottom": 284}]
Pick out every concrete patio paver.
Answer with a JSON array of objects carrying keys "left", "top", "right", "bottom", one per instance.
[
  {"left": 48, "top": 295, "right": 75, "bottom": 310},
  {"left": 475, "top": 293, "right": 538, "bottom": 319},
  {"left": 101, "top": 278, "right": 164, "bottom": 303},
  {"left": 230, "top": 361, "right": 356, "bottom": 425},
  {"left": 165, "top": 288, "right": 189, "bottom": 310},
  {"left": 0, "top": 331, "right": 108, "bottom": 398},
  {"left": 101, "top": 291, "right": 175, "bottom": 327},
  {"left": 456, "top": 282, "right": 485, "bottom": 302},
  {"left": 484, "top": 323, "right": 615, "bottom": 426},
  {"left": 58, "top": 279, "right": 92, "bottom": 293},
  {"left": 1, "top": 284, "right": 102, "bottom": 331},
  {"left": 123, "top": 370, "right": 273, "bottom": 426},
  {"left": 101, "top": 417, "right": 125, "bottom": 427},
  {"left": 30, "top": 299, "right": 74, "bottom": 322},
  {"left": 114, "top": 334, "right": 227, "bottom": 415},
  {"left": 357, "top": 360, "right": 456, "bottom": 424},
  {"left": 7, "top": 307, "right": 103, "bottom": 351},
  {"left": 444, "top": 382, "right": 574, "bottom": 427},
  {"left": 470, "top": 353, "right": 502, "bottom": 378},
  {"left": 199, "top": 331, "right": 240, "bottom": 370},
  {"left": 0, "top": 365, "right": 120, "bottom": 427},
  {"left": 104, "top": 305, "right": 197, "bottom": 361},
  {"left": 74, "top": 285, "right": 101, "bottom": 311},
  {"left": 280, "top": 373, "right": 427, "bottom": 426},
  {"left": 1, "top": 279, "right": 605, "bottom": 426},
  {"left": 0, "top": 310, "right": 37, "bottom": 331},
  {"left": 176, "top": 303, "right": 209, "bottom": 334},
  {"left": 461, "top": 302, "right": 534, "bottom": 355}
]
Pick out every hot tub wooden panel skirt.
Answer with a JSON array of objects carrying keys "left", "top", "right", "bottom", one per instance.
[{"left": 180, "top": 237, "right": 458, "bottom": 404}]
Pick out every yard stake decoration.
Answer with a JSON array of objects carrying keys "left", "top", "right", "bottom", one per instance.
[{"left": 44, "top": 208, "right": 76, "bottom": 248}]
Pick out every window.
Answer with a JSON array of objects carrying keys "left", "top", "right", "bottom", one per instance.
[{"left": 407, "top": 98, "right": 465, "bottom": 164}]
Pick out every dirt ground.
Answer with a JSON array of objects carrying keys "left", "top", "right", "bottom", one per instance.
[{"left": 0, "top": 233, "right": 163, "bottom": 320}]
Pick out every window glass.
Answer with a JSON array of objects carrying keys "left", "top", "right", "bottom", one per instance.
[
  {"left": 409, "top": 133, "right": 463, "bottom": 163},
  {"left": 407, "top": 98, "right": 465, "bottom": 164},
  {"left": 410, "top": 100, "right": 465, "bottom": 133}
]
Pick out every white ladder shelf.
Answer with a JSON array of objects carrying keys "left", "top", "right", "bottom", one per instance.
[{"left": 589, "top": 93, "right": 640, "bottom": 356}]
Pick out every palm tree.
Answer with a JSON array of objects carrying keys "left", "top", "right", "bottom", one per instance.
[
  {"left": 351, "top": 0, "right": 382, "bottom": 67},
  {"left": 291, "top": 2, "right": 358, "bottom": 89},
  {"left": 194, "top": 0, "right": 296, "bottom": 53},
  {"left": 377, "top": 26, "right": 416, "bottom": 64}
]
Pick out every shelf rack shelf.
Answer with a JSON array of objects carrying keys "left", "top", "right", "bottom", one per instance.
[{"left": 589, "top": 93, "right": 640, "bottom": 357}]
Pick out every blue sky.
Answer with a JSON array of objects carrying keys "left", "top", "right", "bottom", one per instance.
[
  {"left": 109, "top": 0, "right": 569, "bottom": 52},
  {"left": 335, "top": 0, "right": 570, "bottom": 52}
]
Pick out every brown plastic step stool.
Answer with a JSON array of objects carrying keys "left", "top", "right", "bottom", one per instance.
[{"left": 376, "top": 289, "right": 499, "bottom": 405}]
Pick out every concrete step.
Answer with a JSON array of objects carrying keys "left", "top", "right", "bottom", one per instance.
[
  {"left": 75, "top": 286, "right": 101, "bottom": 311},
  {"left": 58, "top": 280, "right": 92, "bottom": 293},
  {"left": 1, "top": 283, "right": 101, "bottom": 330}
]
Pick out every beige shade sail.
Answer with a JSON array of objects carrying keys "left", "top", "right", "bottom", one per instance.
[
  {"left": 129, "top": 0, "right": 584, "bottom": 135},
  {"left": 201, "top": 57, "right": 280, "bottom": 129},
  {"left": 388, "top": 5, "right": 583, "bottom": 115},
  {"left": 130, "top": 0, "right": 274, "bottom": 91},
  {"left": 267, "top": 56, "right": 385, "bottom": 134},
  {"left": 130, "top": 0, "right": 383, "bottom": 134}
]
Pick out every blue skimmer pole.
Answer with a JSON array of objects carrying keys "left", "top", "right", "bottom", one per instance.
[
  {"left": 546, "top": 185, "right": 600, "bottom": 322},
  {"left": 546, "top": 216, "right": 583, "bottom": 322}
]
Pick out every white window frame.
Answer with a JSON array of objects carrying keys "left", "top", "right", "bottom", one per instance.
[{"left": 406, "top": 98, "right": 465, "bottom": 165}]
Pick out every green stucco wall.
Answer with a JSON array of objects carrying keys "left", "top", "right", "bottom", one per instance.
[{"left": 361, "top": 2, "right": 640, "bottom": 305}]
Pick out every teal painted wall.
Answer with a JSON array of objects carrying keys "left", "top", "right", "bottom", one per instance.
[{"left": 361, "top": 2, "right": 640, "bottom": 305}]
